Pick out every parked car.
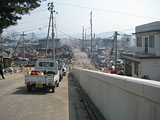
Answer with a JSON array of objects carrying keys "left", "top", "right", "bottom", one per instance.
[
  {"left": 14, "top": 57, "right": 29, "bottom": 66},
  {"left": 62, "top": 63, "right": 66, "bottom": 76}
]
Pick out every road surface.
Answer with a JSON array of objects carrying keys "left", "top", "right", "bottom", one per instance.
[
  {"left": 72, "top": 49, "right": 98, "bottom": 71},
  {"left": 0, "top": 72, "right": 90, "bottom": 120}
]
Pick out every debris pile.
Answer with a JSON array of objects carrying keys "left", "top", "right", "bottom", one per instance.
[
  {"left": 87, "top": 49, "right": 124, "bottom": 75},
  {"left": 56, "top": 45, "right": 73, "bottom": 64}
]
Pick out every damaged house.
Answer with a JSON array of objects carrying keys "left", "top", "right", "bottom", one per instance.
[{"left": 122, "top": 21, "right": 160, "bottom": 81}]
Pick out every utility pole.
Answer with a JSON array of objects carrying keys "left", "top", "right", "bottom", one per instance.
[
  {"left": 45, "top": 7, "right": 52, "bottom": 57},
  {"left": 85, "top": 28, "right": 87, "bottom": 50},
  {"left": 115, "top": 31, "right": 118, "bottom": 73},
  {"left": 31, "top": 32, "right": 34, "bottom": 43},
  {"left": 47, "top": 2, "right": 56, "bottom": 59},
  {"left": 51, "top": 5, "right": 54, "bottom": 59},
  {"left": 94, "top": 33, "right": 96, "bottom": 40},
  {"left": 109, "top": 40, "right": 114, "bottom": 61},
  {"left": 105, "top": 39, "right": 107, "bottom": 52},
  {"left": 82, "top": 26, "right": 84, "bottom": 51},
  {"left": 90, "top": 11, "right": 93, "bottom": 52},
  {"left": 55, "top": 12, "right": 58, "bottom": 38},
  {"left": 13, "top": 34, "right": 23, "bottom": 58},
  {"left": 22, "top": 32, "right": 27, "bottom": 58},
  {"left": 0, "top": 36, "right": 3, "bottom": 56}
]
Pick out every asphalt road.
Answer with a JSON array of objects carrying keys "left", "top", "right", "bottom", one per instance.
[{"left": 0, "top": 72, "right": 90, "bottom": 120}]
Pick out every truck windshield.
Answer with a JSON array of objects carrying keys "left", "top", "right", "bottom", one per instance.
[{"left": 39, "top": 62, "right": 54, "bottom": 67}]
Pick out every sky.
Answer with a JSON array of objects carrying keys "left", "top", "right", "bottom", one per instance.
[{"left": 2, "top": 0, "right": 160, "bottom": 38}]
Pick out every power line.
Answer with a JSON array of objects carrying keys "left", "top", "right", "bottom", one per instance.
[
  {"left": 22, "top": 25, "right": 48, "bottom": 33},
  {"left": 57, "top": 29, "right": 73, "bottom": 38},
  {"left": 57, "top": 28, "right": 77, "bottom": 39},
  {"left": 54, "top": 2, "right": 160, "bottom": 20},
  {"left": 118, "top": 29, "right": 134, "bottom": 32},
  {"left": 31, "top": 8, "right": 47, "bottom": 14},
  {"left": 3, "top": 25, "right": 48, "bottom": 36},
  {"left": 9, "top": 23, "right": 48, "bottom": 31},
  {"left": 3, "top": 21, "right": 49, "bottom": 34},
  {"left": 58, "top": 25, "right": 81, "bottom": 35},
  {"left": 17, "top": 18, "right": 49, "bottom": 25}
]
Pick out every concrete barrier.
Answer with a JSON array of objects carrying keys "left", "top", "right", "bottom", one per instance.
[{"left": 72, "top": 67, "right": 160, "bottom": 120}]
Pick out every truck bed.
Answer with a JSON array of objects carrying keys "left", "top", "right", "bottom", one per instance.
[{"left": 25, "top": 75, "right": 47, "bottom": 84}]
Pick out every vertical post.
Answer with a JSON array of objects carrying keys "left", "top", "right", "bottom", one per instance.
[
  {"left": 45, "top": 11, "right": 52, "bottom": 57},
  {"left": 82, "top": 26, "right": 84, "bottom": 51},
  {"left": 48, "top": 2, "right": 56, "bottom": 59},
  {"left": 115, "top": 31, "right": 118, "bottom": 73},
  {"left": 23, "top": 32, "right": 25, "bottom": 58},
  {"left": 55, "top": 12, "right": 58, "bottom": 38},
  {"left": 105, "top": 39, "right": 107, "bottom": 52},
  {"left": 31, "top": 33, "right": 33, "bottom": 43},
  {"left": 0, "top": 35, "right": 3, "bottom": 56},
  {"left": 51, "top": 8, "right": 55, "bottom": 59},
  {"left": 90, "top": 11, "right": 93, "bottom": 52},
  {"left": 94, "top": 33, "right": 96, "bottom": 50},
  {"left": 85, "top": 28, "right": 87, "bottom": 50}
]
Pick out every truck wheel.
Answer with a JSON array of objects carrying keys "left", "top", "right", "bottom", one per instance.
[
  {"left": 56, "top": 81, "right": 59, "bottom": 87},
  {"left": 27, "top": 85, "right": 32, "bottom": 92},
  {"left": 51, "top": 86, "right": 55, "bottom": 93},
  {"left": 59, "top": 76, "right": 62, "bottom": 82}
]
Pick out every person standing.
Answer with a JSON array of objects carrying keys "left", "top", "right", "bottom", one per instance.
[
  {"left": 0, "top": 59, "right": 5, "bottom": 79},
  {"left": 111, "top": 63, "right": 116, "bottom": 74}
]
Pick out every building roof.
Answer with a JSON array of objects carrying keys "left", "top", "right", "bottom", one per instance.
[
  {"left": 133, "top": 30, "right": 160, "bottom": 34},
  {"left": 122, "top": 53, "right": 160, "bottom": 59},
  {"left": 135, "top": 21, "right": 160, "bottom": 33}
]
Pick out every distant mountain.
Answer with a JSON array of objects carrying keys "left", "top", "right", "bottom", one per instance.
[
  {"left": 95, "top": 32, "right": 115, "bottom": 38},
  {"left": 70, "top": 32, "right": 115, "bottom": 39},
  {"left": 35, "top": 33, "right": 47, "bottom": 39},
  {"left": 34, "top": 31, "right": 132, "bottom": 39}
]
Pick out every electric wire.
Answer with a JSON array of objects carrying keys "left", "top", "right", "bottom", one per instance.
[
  {"left": 3, "top": 25, "right": 48, "bottom": 36},
  {"left": 57, "top": 28, "right": 77, "bottom": 39},
  {"left": 10, "top": 23, "right": 48, "bottom": 31},
  {"left": 54, "top": 2, "right": 160, "bottom": 20}
]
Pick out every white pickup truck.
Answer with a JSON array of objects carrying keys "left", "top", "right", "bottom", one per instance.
[{"left": 25, "top": 58, "right": 60, "bottom": 93}]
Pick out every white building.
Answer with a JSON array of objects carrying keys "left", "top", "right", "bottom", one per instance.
[{"left": 122, "top": 21, "right": 160, "bottom": 81}]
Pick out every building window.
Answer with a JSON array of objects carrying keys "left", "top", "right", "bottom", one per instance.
[
  {"left": 137, "top": 37, "right": 142, "bottom": 47},
  {"left": 149, "top": 36, "right": 154, "bottom": 48},
  {"left": 134, "top": 62, "right": 138, "bottom": 76}
]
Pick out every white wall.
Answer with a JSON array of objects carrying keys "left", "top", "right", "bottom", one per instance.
[
  {"left": 136, "top": 35, "right": 156, "bottom": 55},
  {"left": 135, "top": 32, "right": 160, "bottom": 55},
  {"left": 73, "top": 68, "right": 160, "bottom": 120},
  {"left": 141, "top": 59, "right": 160, "bottom": 81},
  {"left": 155, "top": 34, "right": 160, "bottom": 56}
]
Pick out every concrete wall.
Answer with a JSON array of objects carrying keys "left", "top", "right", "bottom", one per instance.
[
  {"left": 141, "top": 59, "right": 160, "bottom": 81},
  {"left": 131, "top": 62, "right": 140, "bottom": 78},
  {"left": 155, "top": 34, "right": 160, "bottom": 56},
  {"left": 73, "top": 68, "right": 160, "bottom": 120}
]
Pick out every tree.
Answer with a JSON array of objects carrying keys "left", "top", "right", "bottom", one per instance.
[{"left": 0, "top": 0, "right": 42, "bottom": 34}]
